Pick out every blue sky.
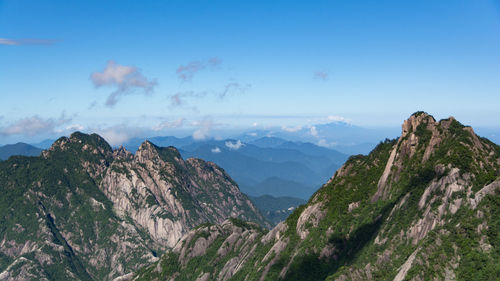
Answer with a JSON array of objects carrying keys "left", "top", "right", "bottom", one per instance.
[{"left": 1, "top": 0, "right": 500, "bottom": 145}]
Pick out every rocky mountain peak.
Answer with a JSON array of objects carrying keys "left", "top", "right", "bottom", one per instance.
[
  {"left": 0, "top": 132, "right": 268, "bottom": 280},
  {"left": 372, "top": 112, "right": 499, "bottom": 202},
  {"left": 133, "top": 113, "right": 500, "bottom": 281},
  {"left": 138, "top": 140, "right": 155, "bottom": 150},
  {"left": 69, "top": 132, "right": 111, "bottom": 150},
  {"left": 46, "top": 136, "right": 70, "bottom": 151},
  {"left": 401, "top": 111, "right": 437, "bottom": 137},
  {"left": 113, "top": 145, "right": 132, "bottom": 159},
  {"left": 135, "top": 141, "right": 183, "bottom": 165},
  {"left": 135, "top": 140, "right": 161, "bottom": 162},
  {"left": 43, "top": 131, "right": 112, "bottom": 158}
]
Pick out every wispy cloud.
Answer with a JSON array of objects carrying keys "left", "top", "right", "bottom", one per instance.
[
  {"left": 317, "top": 139, "right": 337, "bottom": 148},
  {"left": 152, "top": 118, "right": 185, "bottom": 131},
  {"left": 0, "top": 38, "right": 57, "bottom": 46},
  {"left": 169, "top": 91, "right": 208, "bottom": 107},
  {"left": 314, "top": 71, "right": 329, "bottom": 81},
  {"left": 57, "top": 124, "right": 85, "bottom": 133},
  {"left": 327, "top": 115, "right": 350, "bottom": 123},
  {"left": 176, "top": 57, "right": 222, "bottom": 82},
  {"left": 309, "top": 125, "right": 318, "bottom": 136},
  {"left": 176, "top": 61, "right": 204, "bottom": 82},
  {"left": 211, "top": 147, "right": 221, "bottom": 153},
  {"left": 0, "top": 114, "right": 71, "bottom": 136},
  {"left": 92, "top": 124, "right": 146, "bottom": 146},
  {"left": 91, "top": 60, "right": 157, "bottom": 107},
  {"left": 192, "top": 117, "right": 213, "bottom": 140},
  {"left": 169, "top": 81, "right": 250, "bottom": 109},
  {"left": 281, "top": 125, "right": 303, "bottom": 133},
  {"left": 225, "top": 140, "right": 244, "bottom": 150},
  {"left": 218, "top": 82, "right": 251, "bottom": 99}
]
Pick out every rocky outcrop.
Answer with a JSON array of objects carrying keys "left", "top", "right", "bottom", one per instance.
[
  {"left": 134, "top": 112, "right": 500, "bottom": 281},
  {"left": 393, "top": 248, "right": 419, "bottom": 281},
  {"left": 0, "top": 132, "right": 268, "bottom": 281},
  {"left": 134, "top": 219, "right": 266, "bottom": 281},
  {"left": 100, "top": 141, "right": 268, "bottom": 248}
]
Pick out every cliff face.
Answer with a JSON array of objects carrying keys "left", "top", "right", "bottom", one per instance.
[
  {"left": 101, "top": 141, "right": 268, "bottom": 248},
  {"left": 0, "top": 133, "right": 267, "bottom": 281},
  {"left": 134, "top": 112, "right": 500, "bottom": 281}
]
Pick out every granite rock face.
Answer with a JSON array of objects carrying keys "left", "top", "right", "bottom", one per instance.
[
  {"left": 0, "top": 132, "right": 267, "bottom": 280},
  {"left": 134, "top": 112, "right": 500, "bottom": 281},
  {"left": 101, "top": 141, "right": 268, "bottom": 248}
]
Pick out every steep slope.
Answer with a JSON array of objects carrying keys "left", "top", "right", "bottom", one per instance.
[
  {"left": 134, "top": 112, "right": 500, "bottom": 281},
  {"left": 0, "top": 132, "right": 267, "bottom": 280},
  {"left": 101, "top": 141, "right": 268, "bottom": 248},
  {"left": 0, "top": 142, "right": 43, "bottom": 160}
]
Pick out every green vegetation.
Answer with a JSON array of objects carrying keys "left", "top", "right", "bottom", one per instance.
[
  {"left": 134, "top": 113, "right": 500, "bottom": 281},
  {"left": 2, "top": 115, "right": 499, "bottom": 281},
  {"left": 0, "top": 131, "right": 269, "bottom": 280}
]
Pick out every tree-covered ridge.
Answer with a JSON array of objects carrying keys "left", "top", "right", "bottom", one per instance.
[
  {"left": 134, "top": 112, "right": 500, "bottom": 281},
  {"left": 0, "top": 132, "right": 267, "bottom": 280},
  {"left": 0, "top": 133, "right": 154, "bottom": 280}
]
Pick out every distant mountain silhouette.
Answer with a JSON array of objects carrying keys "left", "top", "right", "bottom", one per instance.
[{"left": 0, "top": 142, "right": 43, "bottom": 160}]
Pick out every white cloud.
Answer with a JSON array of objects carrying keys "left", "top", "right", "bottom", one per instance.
[
  {"left": 176, "top": 57, "right": 221, "bottom": 82},
  {"left": 0, "top": 114, "right": 71, "bottom": 136},
  {"left": 317, "top": 139, "right": 337, "bottom": 148},
  {"left": 169, "top": 91, "right": 207, "bottom": 108},
  {"left": 327, "top": 115, "right": 350, "bottom": 123},
  {"left": 169, "top": 81, "right": 249, "bottom": 109},
  {"left": 281, "top": 125, "right": 302, "bottom": 133},
  {"left": 55, "top": 124, "right": 85, "bottom": 133},
  {"left": 93, "top": 124, "right": 145, "bottom": 146},
  {"left": 91, "top": 60, "right": 157, "bottom": 107},
  {"left": 176, "top": 61, "right": 204, "bottom": 82},
  {"left": 225, "top": 140, "right": 244, "bottom": 150},
  {"left": 247, "top": 132, "right": 257, "bottom": 137},
  {"left": 217, "top": 82, "right": 251, "bottom": 99},
  {"left": 192, "top": 117, "right": 213, "bottom": 140},
  {"left": 152, "top": 118, "right": 185, "bottom": 131},
  {"left": 309, "top": 126, "right": 318, "bottom": 136},
  {"left": 211, "top": 147, "right": 221, "bottom": 153},
  {"left": 98, "top": 130, "right": 130, "bottom": 147},
  {"left": 0, "top": 38, "right": 56, "bottom": 46}
]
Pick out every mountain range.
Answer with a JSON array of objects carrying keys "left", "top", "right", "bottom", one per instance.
[
  {"left": 133, "top": 112, "right": 500, "bottom": 281},
  {"left": 118, "top": 136, "right": 348, "bottom": 200},
  {"left": 178, "top": 139, "right": 347, "bottom": 199},
  {"left": 1, "top": 112, "right": 499, "bottom": 281},
  {"left": 0, "top": 133, "right": 267, "bottom": 280},
  {"left": 0, "top": 143, "right": 42, "bottom": 160},
  {"left": 0, "top": 136, "right": 345, "bottom": 226},
  {"left": 1, "top": 136, "right": 347, "bottom": 201}
]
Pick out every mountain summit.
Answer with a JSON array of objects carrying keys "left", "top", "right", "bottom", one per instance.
[
  {"left": 0, "top": 132, "right": 267, "bottom": 280},
  {"left": 134, "top": 112, "right": 500, "bottom": 281}
]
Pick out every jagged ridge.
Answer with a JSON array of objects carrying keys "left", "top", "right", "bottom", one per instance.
[
  {"left": 0, "top": 132, "right": 267, "bottom": 280},
  {"left": 134, "top": 112, "right": 500, "bottom": 281}
]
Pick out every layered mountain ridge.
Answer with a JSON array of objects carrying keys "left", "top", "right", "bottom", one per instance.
[
  {"left": 134, "top": 112, "right": 500, "bottom": 281},
  {"left": 0, "top": 143, "right": 42, "bottom": 160},
  {"left": 0, "top": 132, "right": 267, "bottom": 280}
]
